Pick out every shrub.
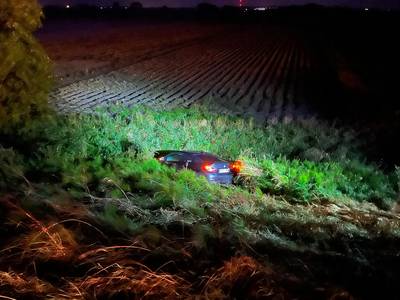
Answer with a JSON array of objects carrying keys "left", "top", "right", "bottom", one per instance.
[
  {"left": 257, "top": 157, "right": 396, "bottom": 203},
  {"left": 340, "top": 160, "right": 396, "bottom": 208},
  {"left": 258, "top": 158, "right": 344, "bottom": 201},
  {"left": 0, "top": 0, "right": 52, "bottom": 131}
]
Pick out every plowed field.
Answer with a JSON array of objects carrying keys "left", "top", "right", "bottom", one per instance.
[{"left": 39, "top": 21, "right": 332, "bottom": 122}]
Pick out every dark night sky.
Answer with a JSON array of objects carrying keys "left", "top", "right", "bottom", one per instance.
[{"left": 38, "top": 0, "right": 400, "bottom": 9}]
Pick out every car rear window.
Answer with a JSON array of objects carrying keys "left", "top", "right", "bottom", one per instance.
[{"left": 194, "top": 153, "right": 218, "bottom": 163}]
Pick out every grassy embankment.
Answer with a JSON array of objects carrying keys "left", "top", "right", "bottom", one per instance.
[{"left": 1, "top": 105, "right": 400, "bottom": 299}]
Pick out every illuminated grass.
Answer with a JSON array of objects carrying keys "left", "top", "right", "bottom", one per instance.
[
  {"left": 0, "top": 105, "right": 398, "bottom": 260},
  {"left": 3, "top": 105, "right": 395, "bottom": 207}
]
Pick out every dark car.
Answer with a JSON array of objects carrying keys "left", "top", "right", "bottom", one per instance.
[{"left": 154, "top": 150, "right": 243, "bottom": 185}]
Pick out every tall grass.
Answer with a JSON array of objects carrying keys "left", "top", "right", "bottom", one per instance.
[
  {"left": 46, "top": 105, "right": 359, "bottom": 161},
  {"left": 4, "top": 105, "right": 394, "bottom": 206}
]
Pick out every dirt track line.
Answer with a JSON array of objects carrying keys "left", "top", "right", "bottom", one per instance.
[
  {"left": 55, "top": 31, "right": 232, "bottom": 88},
  {"left": 216, "top": 38, "right": 276, "bottom": 111},
  {"left": 283, "top": 40, "right": 303, "bottom": 122},
  {"left": 51, "top": 32, "right": 232, "bottom": 105},
  {"left": 269, "top": 40, "right": 296, "bottom": 120},
  {"left": 53, "top": 54, "right": 211, "bottom": 110},
  {"left": 249, "top": 39, "right": 286, "bottom": 114},
  {"left": 152, "top": 46, "right": 244, "bottom": 105},
  {"left": 234, "top": 39, "right": 283, "bottom": 110},
  {"left": 120, "top": 46, "right": 235, "bottom": 106},
  {"left": 160, "top": 46, "right": 246, "bottom": 105},
  {"left": 215, "top": 40, "right": 265, "bottom": 100},
  {"left": 51, "top": 28, "right": 317, "bottom": 122},
  {"left": 182, "top": 41, "right": 260, "bottom": 106},
  {"left": 257, "top": 39, "right": 291, "bottom": 114},
  {"left": 64, "top": 37, "right": 236, "bottom": 110}
]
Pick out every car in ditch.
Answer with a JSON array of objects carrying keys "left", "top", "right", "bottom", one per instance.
[{"left": 154, "top": 150, "right": 243, "bottom": 185}]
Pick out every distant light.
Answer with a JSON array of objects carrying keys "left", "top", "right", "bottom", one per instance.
[
  {"left": 364, "top": 8, "right": 369, "bottom": 11},
  {"left": 255, "top": 7, "right": 267, "bottom": 11},
  {"left": 100, "top": 6, "right": 104, "bottom": 10},
  {"left": 66, "top": 4, "right": 70, "bottom": 9}
]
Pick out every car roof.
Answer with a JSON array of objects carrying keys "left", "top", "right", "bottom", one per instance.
[{"left": 155, "top": 150, "right": 221, "bottom": 160}]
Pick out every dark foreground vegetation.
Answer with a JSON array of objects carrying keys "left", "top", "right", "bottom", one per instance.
[
  {"left": 1, "top": 1, "right": 400, "bottom": 299},
  {"left": 1, "top": 106, "right": 400, "bottom": 299}
]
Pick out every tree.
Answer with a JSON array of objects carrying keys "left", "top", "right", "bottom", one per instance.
[
  {"left": 197, "top": 2, "right": 218, "bottom": 12},
  {"left": 197, "top": 2, "right": 219, "bottom": 18},
  {"left": 0, "top": 0, "right": 52, "bottom": 130}
]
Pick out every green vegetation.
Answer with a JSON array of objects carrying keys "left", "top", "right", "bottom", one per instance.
[
  {"left": 1, "top": 106, "right": 397, "bottom": 208},
  {"left": 1, "top": 103, "right": 398, "bottom": 238},
  {"left": 0, "top": 0, "right": 52, "bottom": 130}
]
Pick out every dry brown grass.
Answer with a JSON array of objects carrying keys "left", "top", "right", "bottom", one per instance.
[
  {"left": 0, "top": 197, "right": 79, "bottom": 264},
  {"left": 21, "top": 223, "right": 78, "bottom": 263},
  {"left": 202, "top": 256, "right": 356, "bottom": 300},
  {"left": 79, "top": 266, "right": 190, "bottom": 299},
  {"left": 0, "top": 271, "right": 55, "bottom": 297},
  {"left": 0, "top": 194, "right": 396, "bottom": 299},
  {"left": 0, "top": 195, "right": 191, "bottom": 299},
  {"left": 203, "top": 256, "right": 288, "bottom": 300}
]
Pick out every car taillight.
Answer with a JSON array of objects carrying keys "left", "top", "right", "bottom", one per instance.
[
  {"left": 229, "top": 160, "right": 244, "bottom": 173},
  {"left": 202, "top": 163, "right": 217, "bottom": 173}
]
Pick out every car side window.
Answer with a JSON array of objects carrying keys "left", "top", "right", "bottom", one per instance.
[{"left": 165, "top": 153, "right": 184, "bottom": 163}]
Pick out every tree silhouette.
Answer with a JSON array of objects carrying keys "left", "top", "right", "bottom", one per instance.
[
  {"left": 129, "top": 2, "right": 143, "bottom": 10},
  {"left": 0, "top": 0, "right": 52, "bottom": 130}
]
